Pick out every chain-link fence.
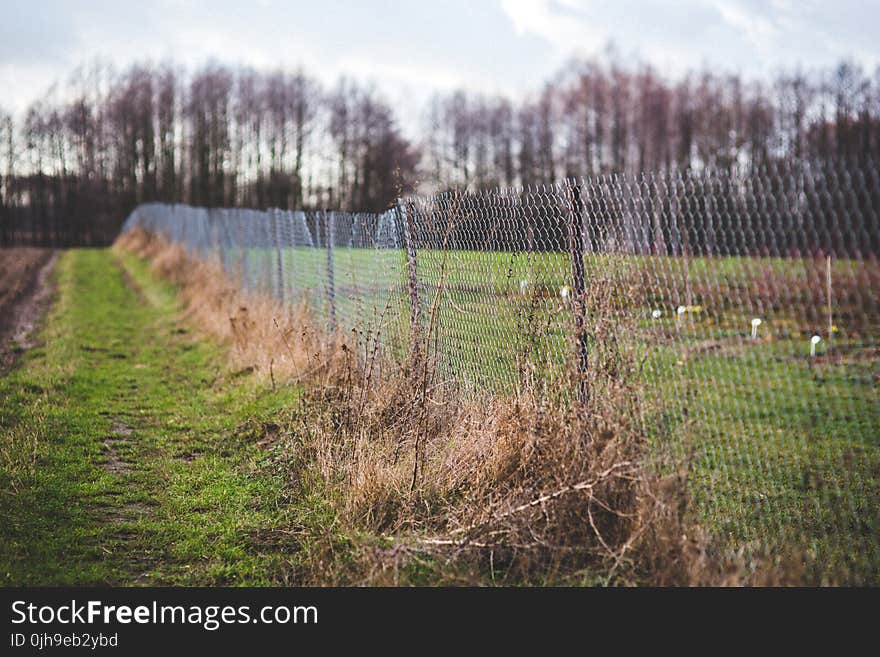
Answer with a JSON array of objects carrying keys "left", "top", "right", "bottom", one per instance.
[{"left": 123, "top": 158, "right": 880, "bottom": 583}]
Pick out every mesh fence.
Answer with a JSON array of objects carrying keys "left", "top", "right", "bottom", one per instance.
[{"left": 123, "top": 158, "right": 880, "bottom": 583}]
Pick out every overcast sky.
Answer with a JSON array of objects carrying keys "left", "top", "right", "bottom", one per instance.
[{"left": 2, "top": 0, "right": 878, "bottom": 131}]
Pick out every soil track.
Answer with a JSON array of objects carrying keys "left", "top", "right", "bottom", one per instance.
[{"left": 0, "top": 247, "right": 59, "bottom": 371}]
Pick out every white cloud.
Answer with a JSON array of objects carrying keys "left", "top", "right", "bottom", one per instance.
[
  {"left": 499, "top": 0, "right": 880, "bottom": 78},
  {"left": 709, "top": 0, "right": 778, "bottom": 50},
  {"left": 500, "top": 0, "right": 605, "bottom": 53},
  {"left": 1, "top": 0, "right": 878, "bottom": 125}
]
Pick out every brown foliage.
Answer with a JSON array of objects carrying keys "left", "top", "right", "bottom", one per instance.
[{"left": 117, "top": 228, "right": 729, "bottom": 585}]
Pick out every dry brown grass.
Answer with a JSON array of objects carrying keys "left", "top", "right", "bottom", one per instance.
[
  {"left": 115, "top": 228, "right": 346, "bottom": 386},
  {"left": 116, "top": 227, "right": 727, "bottom": 585}
]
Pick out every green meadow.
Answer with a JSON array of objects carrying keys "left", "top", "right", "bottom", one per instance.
[
  {"left": 2, "top": 245, "right": 876, "bottom": 583},
  {"left": 231, "top": 244, "right": 880, "bottom": 581}
]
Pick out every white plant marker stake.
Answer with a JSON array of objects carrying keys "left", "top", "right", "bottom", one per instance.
[
  {"left": 520, "top": 279, "right": 529, "bottom": 295},
  {"left": 751, "top": 318, "right": 762, "bottom": 339},
  {"left": 675, "top": 305, "right": 686, "bottom": 330},
  {"left": 560, "top": 285, "right": 570, "bottom": 299},
  {"left": 651, "top": 309, "right": 662, "bottom": 320},
  {"left": 810, "top": 335, "right": 822, "bottom": 357}
]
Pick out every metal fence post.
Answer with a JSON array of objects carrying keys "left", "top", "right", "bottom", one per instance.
[
  {"left": 399, "top": 201, "right": 420, "bottom": 361},
  {"left": 326, "top": 210, "right": 337, "bottom": 331},
  {"left": 566, "top": 182, "right": 588, "bottom": 403},
  {"left": 273, "top": 209, "right": 284, "bottom": 304}
]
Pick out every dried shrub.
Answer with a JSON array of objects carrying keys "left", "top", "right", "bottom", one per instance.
[
  {"left": 115, "top": 228, "right": 345, "bottom": 384},
  {"left": 117, "top": 228, "right": 727, "bottom": 585}
]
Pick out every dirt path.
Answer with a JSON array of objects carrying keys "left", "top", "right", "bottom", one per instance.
[{"left": 0, "top": 248, "right": 59, "bottom": 371}]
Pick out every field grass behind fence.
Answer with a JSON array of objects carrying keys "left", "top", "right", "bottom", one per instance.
[{"left": 124, "top": 159, "right": 880, "bottom": 583}]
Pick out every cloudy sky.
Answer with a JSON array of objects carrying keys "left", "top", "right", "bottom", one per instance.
[{"left": 2, "top": 0, "right": 878, "bottom": 130}]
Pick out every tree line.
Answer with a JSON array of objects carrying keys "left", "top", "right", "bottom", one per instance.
[
  {"left": 425, "top": 53, "right": 879, "bottom": 189},
  {"left": 0, "top": 62, "right": 418, "bottom": 245},
  {"left": 1, "top": 52, "right": 878, "bottom": 246}
]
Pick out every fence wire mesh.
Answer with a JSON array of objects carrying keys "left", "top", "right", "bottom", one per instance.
[{"left": 123, "top": 158, "right": 880, "bottom": 583}]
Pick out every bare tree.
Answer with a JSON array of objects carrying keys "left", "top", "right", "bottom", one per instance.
[{"left": 4, "top": 54, "right": 878, "bottom": 246}]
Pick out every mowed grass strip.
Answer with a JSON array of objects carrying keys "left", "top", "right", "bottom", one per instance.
[{"left": 0, "top": 248, "right": 312, "bottom": 585}]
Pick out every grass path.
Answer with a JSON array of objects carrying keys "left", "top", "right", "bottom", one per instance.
[
  {"left": 0, "top": 248, "right": 308, "bottom": 585},
  {"left": 3, "top": 247, "right": 876, "bottom": 585}
]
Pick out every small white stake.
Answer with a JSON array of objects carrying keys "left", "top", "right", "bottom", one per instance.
[
  {"left": 520, "top": 279, "right": 529, "bottom": 295},
  {"left": 651, "top": 309, "right": 662, "bottom": 319},
  {"left": 560, "top": 285, "right": 570, "bottom": 299},
  {"left": 751, "top": 318, "right": 762, "bottom": 339},
  {"left": 810, "top": 334, "right": 821, "bottom": 357}
]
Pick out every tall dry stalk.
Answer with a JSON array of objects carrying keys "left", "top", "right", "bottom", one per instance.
[{"left": 116, "top": 227, "right": 716, "bottom": 585}]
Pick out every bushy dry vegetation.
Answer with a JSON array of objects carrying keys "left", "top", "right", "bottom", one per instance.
[{"left": 115, "top": 228, "right": 736, "bottom": 585}]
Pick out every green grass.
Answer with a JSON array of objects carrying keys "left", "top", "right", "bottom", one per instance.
[
  {"left": 227, "top": 244, "right": 880, "bottom": 581},
  {"left": 232, "top": 246, "right": 878, "bottom": 383},
  {"left": 0, "top": 248, "right": 350, "bottom": 585},
  {"left": 3, "top": 243, "right": 877, "bottom": 584},
  {"left": 647, "top": 339, "right": 880, "bottom": 582}
]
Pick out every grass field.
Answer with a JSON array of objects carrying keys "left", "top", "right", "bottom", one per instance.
[
  {"left": 224, "top": 243, "right": 880, "bottom": 581},
  {"left": 1, "top": 244, "right": 877, "bottom": 583}
]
